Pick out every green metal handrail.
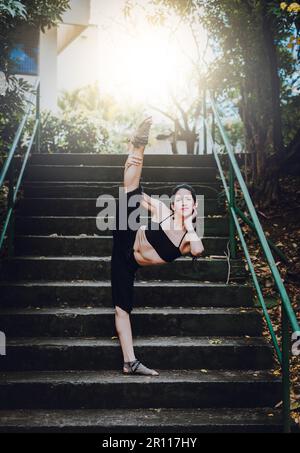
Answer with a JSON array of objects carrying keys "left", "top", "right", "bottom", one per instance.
[
  {"left": 0, "top": 79, "right": 41, "bottom": 255},
  {"left": 204, "top": 90, "right": 300, "bottom": 433}
]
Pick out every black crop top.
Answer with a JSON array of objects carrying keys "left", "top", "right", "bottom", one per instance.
[{"left": 144, "top": 213, "right": 188, "bottom": 263}]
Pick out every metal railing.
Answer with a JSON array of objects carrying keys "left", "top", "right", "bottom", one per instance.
[
  {"left": 204, "top": 90, "right": 300, "bottom": 433},
  {"left": 0, "top": 79, "right": 41, "bottom": 255}
]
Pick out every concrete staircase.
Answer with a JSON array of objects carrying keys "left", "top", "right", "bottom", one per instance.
[{"left": 0, "top": 153, "right": 283, "bottom": 432}]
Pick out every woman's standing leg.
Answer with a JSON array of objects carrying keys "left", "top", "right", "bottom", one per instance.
[{"left": 112, "top": 245, "right": 138, "bottom": 364}]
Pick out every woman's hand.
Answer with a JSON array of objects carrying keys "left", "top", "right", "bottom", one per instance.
[
  {"left": 128, "top": 154, "right": 143, "bottom": 166},
  {"left": 125, "top": 154, "right": 143, "bottom": 170},
  {"left": 183, "top": 207, "right": 197, "bottom": 232},
  {"left": 183, "top": 206, "right": 205, "bottom": 257}
]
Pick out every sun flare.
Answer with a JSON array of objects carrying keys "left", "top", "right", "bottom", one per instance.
[{"left": 96, "top": 5, "right": 211, "bottom": 106}]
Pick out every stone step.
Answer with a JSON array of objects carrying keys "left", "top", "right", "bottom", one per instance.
[
  {"left": 24, "top": 165, "right": 217, "bottom": 183},
  {"left": 0, "top": 281, "right": 253, "bottom": 309},
  {"left": 16, "top": 216, "right": 229, "bottom": 236},
  {"left": 14, "top": 236, "right": 230, "bottom": 256},
  {"left": 0, "top": 370, "right": 280, "bottom": 410},
  {"left": 0, "top": 336, "right": 274, "bottom": 371},
  {"left": 17, "top": 197, "right": 224, "bottom": 216},
  {"left": 0, "top": 407, "right": 284, "bottom": 433},
  {"left": 0, "top": 307, "right": 262, "bottom": 337},
  {"left": 0, "top": 257, "right": 247, "bottom": 283},
  {"left": 30, "top": 153, "right": 217, "bottom": 167},
  {"left": 23, "top": 181, "right": 222, "bottom": 199}
]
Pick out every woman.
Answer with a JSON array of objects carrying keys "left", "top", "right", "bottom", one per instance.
[{"left": 111, "top": 117, "right": 204, "bottom": 376}]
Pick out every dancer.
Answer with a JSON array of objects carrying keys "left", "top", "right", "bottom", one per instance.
[{"left": 111, "top": 117, "right": 204, "bottom": 376}]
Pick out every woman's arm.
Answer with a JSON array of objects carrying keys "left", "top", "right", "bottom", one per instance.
[
  {"left": 185, "top": 229, "right": 204, "bottom": 257},
  {"left": 141, "top": 192, "right": 170, "bottom": 219},
  {"left": 184, "top": 207, "right": 204, "bottom": 257}
]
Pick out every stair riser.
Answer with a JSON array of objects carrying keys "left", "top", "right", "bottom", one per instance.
[
  {"left": 0, "top": 285, "right": 253, "bottom": 308},
  {"left": 0, "top": 153, "right": 280, "bottom": 433},
  {"left": 14, "top": 237, "right": 229, "bottom": 257},
  {"left": 18, "top": 199, "right": 224, "bottom": 216},
  {"left": 0, "top": 259, "right": 246, "bottom": 282},
  {"left": 0, "top": 423, "right": 284, "bottom": 434},
  {"left": 23, "top": 183, "right": 221, "bottom": 199},
  {"left": 25, "top": 166, "right": 217, "bottom": 182},
  {"left": 30, "top": 154, "right": 217, "bottom": 167},
  {"left": 15, "top": 217, "right": 229, "bottom": 236},
  {"left": 0, "top": 345, "right": 274, "bottom": 371},
  {"left": 0, "top": 382, "right": 280, "bottom": 410},
  {"left": 0, "top": 312, "right": 262, "bottom": 337}
]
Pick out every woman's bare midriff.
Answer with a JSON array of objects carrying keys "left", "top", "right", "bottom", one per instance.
[
  {"left": 133, "top": 225, "right": 168, "bottom": 266},
  {"left": 132, "top": 225, "right": 190, "bottom": 266},
  {"left": 133, "top": 249, "right": 155, "bottom": 266},
  {"left": 133, "top": 244, "right": 167, "bottom": 266}
]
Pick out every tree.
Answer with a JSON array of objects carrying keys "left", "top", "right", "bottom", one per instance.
[
  {"left": 127, "top": 0, "right": 300, "bottom": 206},
  {"left": 0, "top": 0, "right": 71, "bottom": 157}
]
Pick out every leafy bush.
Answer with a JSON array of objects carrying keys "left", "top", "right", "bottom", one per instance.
[{"left": 23, "top": 111, "right": 111, "bottom": 154}]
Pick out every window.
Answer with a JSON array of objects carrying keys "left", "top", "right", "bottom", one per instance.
[{"left": 9, "top": 25, "right": 39, "bottom": 76}]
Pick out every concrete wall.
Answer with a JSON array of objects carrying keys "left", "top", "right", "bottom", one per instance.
[
  {"left": 39, "top": 0, "right": 93, "bottom": 112},
  {"left": 39, "top": 27, "right": 58, "bottom": 112},
  {"left": 61, "top": 0, "right": 92, "bottom": 26},
  {"left": 15, "top": 1, "right": 94, "bottom": 112}
]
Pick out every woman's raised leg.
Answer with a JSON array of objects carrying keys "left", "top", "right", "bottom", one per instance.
[
  {"left": 113, "top": 117, "right": 159, "bottom": 376},
  {"left": 124, "top": 143, "right": 145, "bottom": 193},
  {"left": 123, "top": 116, "right": 152, "bottom": 192}
]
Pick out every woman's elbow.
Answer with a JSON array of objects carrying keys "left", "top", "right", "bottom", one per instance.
[{"left": 192, "top": 247, "right": 204, "bottom": 258}]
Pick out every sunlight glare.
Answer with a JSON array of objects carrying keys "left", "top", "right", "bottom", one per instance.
[{"left": 96, "top": 5, "right": 211, "bottom": 107}]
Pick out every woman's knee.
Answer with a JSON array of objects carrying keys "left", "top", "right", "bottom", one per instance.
[{"left": 115, "top": 305, "right": 132, "bottom": 317}]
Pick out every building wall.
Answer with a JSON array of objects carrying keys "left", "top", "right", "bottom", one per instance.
[
  {"left": 57, "top": 25, "right": 98, "bottom": 95},
  {"left": 61, "top": 0, "right": 92, "bottom": 26},
  {"left": 40, "top": 27, "right": 58, "bottom": 112}
]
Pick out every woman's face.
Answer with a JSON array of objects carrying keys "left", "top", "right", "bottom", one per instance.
[{"left": 171, "top": 188, "right": 196, "bottom": 219}]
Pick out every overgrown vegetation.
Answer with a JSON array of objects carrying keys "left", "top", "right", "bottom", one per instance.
[{"left": 238, "top": 175, "right": 300, "bottom": 426}]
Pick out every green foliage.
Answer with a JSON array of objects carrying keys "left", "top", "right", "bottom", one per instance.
[
  {"left": 0, "top": 0, "right": 26, "bottom": 19},
  {"left": 57, "top": 83, "right": 149, "bottom": 153},
  {"left": 0, "top": 0, "right": 70, "bottom": 30},
  {"left": 0, "top": 0, "right": 71, "bottom": 160},
  {"left": 281, "top": 94, "right": 300, "bottom": 146},
  {"left": 0, "top": 77, "right": 35, "bottom": 163},
  {"left": 23, "top": 111, "right": 111, "bottom": 154}
]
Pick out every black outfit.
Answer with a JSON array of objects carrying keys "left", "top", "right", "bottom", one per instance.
[
  {"left": 111, "top": 183, "right": 187, "bottom": 314},
  {"left": 145, "top": 213, "right": 187, "bottom": 262},
  {"left": 111, "top": 184, "right": 143, "bottom": 315}
]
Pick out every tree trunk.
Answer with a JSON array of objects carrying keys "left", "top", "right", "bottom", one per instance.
[
  {"left": 236, "top": 2, "right": 284, "bottom": 207},
  {"left": 261, "top": 0, "right": 284, "bottom": 157}
]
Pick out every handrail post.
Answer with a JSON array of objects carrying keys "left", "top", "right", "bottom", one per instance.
[
  {"left": 7, "top": 160, "right": 15, "bottom": 257},
  {"left": 229, "top": 162, "right": 237, "bottom": 259},
  {"left": 203, "top": 89, "right": 207, "bottom": 155},
  {"left": 35, "top": 83, "right": 41, "bottom": 154},
  {"left": 282, "top": 303, "right": 291, "bottom": 433},
  {"left": 212, "top": 90, "right": 216, "bottom": 145}
]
